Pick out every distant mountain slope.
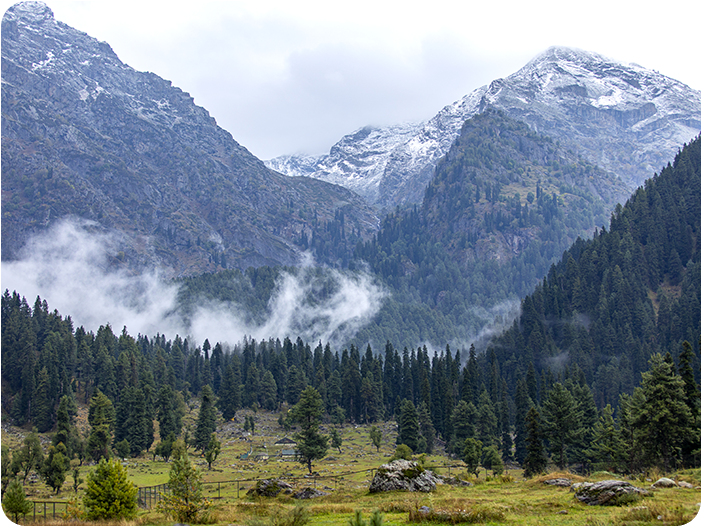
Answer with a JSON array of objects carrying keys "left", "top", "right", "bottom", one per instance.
[
  {"left": 347, "top": 110, "right": 631, "bottom": 349},
  {"left": 1, "top": 2, "right": 378, "bottom": 275},
  {"left": 269, "top": 47, "right": 700, "bottom": 209},
  {"left": 488, "top": 135, "right": 701, "bottom": 407}
]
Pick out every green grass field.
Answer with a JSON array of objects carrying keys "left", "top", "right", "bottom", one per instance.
[{"left": 3, "top": 408, "right": 700, "bottom": 525}]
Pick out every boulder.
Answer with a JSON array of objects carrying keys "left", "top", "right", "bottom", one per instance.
[
  {"left": 369, "top": 460, "right": 440, "bottom": 493},
  {"left": 652, "top": 477, "right": 677, "bottom": 488},
  {"left": 572, "top": 480, "right": 651, "bottom": 506},
  {"left": 293, "top": 487, "right": 329, "bottom": 499},
  {"left": 544, "top": 478, "right": 572, "bottom": 487},
  {"left": 677, "top": 481, "right": 693, "bottom": 489},
  {"left": 246, "top": 478, "right": 293, "bottom": 497},
  {"left": 442, "top": 475, "right": 473, "bottom": 487}
]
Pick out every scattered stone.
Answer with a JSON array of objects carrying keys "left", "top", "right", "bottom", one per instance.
[
  {"left": 246, "top": 478, "right": 293, "bottom": 497},
  {"left": 652, "top": 477, "right": 677, "bottom": 488},
  {"left": 677, "top": 481, "right": 693, "bottom": 489},
  {"left": 369, "top": 460, "right": 440, "bottom": 493},
  {"left": 544, "top": 478, "right": 572, "bottom": 487},
  {"left": 442, "top": 475, "right": 472, "bottom": 487},
  {"left": 573, "top": 480, "right": 651, "bottom": 506},
  {"left": 557, "top": 510, "right": 568, "bottom": 514},
  {"left": 418, "top": 506, "right": 431, "bottom": 514},
  {"left": 293, "top": 487, "right": 329, "bottom": 499}
]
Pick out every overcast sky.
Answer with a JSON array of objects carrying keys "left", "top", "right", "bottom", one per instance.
[{"left": 2, "top": 0, "right": 700, "bottom": 160}]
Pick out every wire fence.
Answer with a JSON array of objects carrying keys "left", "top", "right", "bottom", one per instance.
[
  {"left": 23, "top": 501, "right": 70, "bottom": 521},
  {"left": 136, "top": 464, "right": 478, "bottom": 509}
]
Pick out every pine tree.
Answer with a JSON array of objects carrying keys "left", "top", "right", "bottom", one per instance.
[
  {"left": 631, "top": 353, "right": 693, "bottom": 471},
  {"left": 541, "top": 382, "right": 583, "bottom": 468},
  {"left": 330, "top": 428, "right": 343, "bottom": 453},
  {"left": 40, "top": 443, "right": 69, "bottom": 494},
  {"left": 292, "top": 387, "right": 329, "bottom": 474},
  {"left": 369, "top": 426, "right": 382, "bottom": 452},
  {"left": 2, "top": 478, "right": 32, "bottom": 522},
  {"left": 396, "top": 399, "right": 419, "bottom": 452},
  {"left": 523, "top": 407, "right": 548, "bottom": 478},
  {"left": 204, "top": 433, "right": 221, "bottom": 470},
  {"left": 157, "top": 385, "right": 183, "bottom": 440},
  {"left": 417, "top": 401, "right": 435, "bottom": 454},
  {"left": 217, "top": 364, "right": 241, "bottom": 421},
  {"left": 157, "top": 445, "right": 210, "bottom": 524},
  {"left": 194, "top": 385, "right": 217, "bottom": 452},
  {"left": 462, "top": 438, "right": 483, "bottom": 476},
  {"left": 83, "top": 458, "right": 138, "bottom": 520},
  {"left": 584, "top": 404, "right": 624, "bottom": 471}
]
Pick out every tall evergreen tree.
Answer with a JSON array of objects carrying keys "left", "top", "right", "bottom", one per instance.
[
  {"left": 631, "top": 353, "right": 694, "bottom": 471},
  {"left": 396, "top": 399, "right": 420, "bottom": 452},
  {"left": 291, "top": 387, "right": 329, "bottom": 474},
  {"left": 541, "top": 382, "right": 583, "bottom": 469},
  {"left": 194, "top": 385, "right": 217, "bottom": 452},
  {"left": 523, "top": 407, "right": 548, "bottom": 478}
]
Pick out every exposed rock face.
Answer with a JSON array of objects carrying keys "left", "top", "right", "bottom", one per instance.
[
  {"left": 572, "top": 480, "right": 651, "bottom": 506},
  {"left": 1, "top": 1, "right": 379, "bottom": 274},
  {"left": 269, "top": 46, "right": 700, "bottom": 209},
  {"left": 368, "top": 460, "right": 440, "bottom": 493},
  {"left": 246, "top": 478, "right": 293, "bottom": 497}
]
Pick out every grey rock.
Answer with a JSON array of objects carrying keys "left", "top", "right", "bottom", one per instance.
[
  {"left": 246, "top": 478, "right": 293, "bottom": 497},
  {"left": 573, "top": 480, "right": 651, "bottom": 506},
  {"left": 369, "top": 460, "right": 440, "bottom": 493},
  {"left": 651, "top": 477, "right": 677, "bottom": 488},
  {"left": 544, "top": 478, "right": 572, "bottom": 487},
  {"left": 293, "top": 487, "right": 329, "bottom": 499}
]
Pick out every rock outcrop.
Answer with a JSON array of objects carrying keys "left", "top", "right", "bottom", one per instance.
[
  {"left": 571, "top": 480, "right": 651, "bottom": 506},
  {"left": 368, "top": 460, "right": 440, "bottom": 493},
  {"left": 246, "top": 478, "right": 293, "bottom": 497}
]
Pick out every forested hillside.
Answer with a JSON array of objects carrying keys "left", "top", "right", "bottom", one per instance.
[
  {"left": 2, "top": 137, "right": 699, "bottom": 475},
  {"left": 486, "top": 135, "right": 700, "bottom": 406},
  {"left": 348, "top": 109, "right": 628, "bottom": 348}
]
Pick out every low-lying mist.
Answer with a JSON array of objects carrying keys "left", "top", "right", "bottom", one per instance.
[{"left": 1, "top": 218, "right": 387, "bottom": 348}]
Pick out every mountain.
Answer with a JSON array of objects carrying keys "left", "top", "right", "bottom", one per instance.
[
  {"left": 1, "top": 2, "right": 379, "bottom": 275},
  {"left": 268, "top": 47, "right": 700, "bottom": 209},
  {"left": 488, "top": 135, "right": 700, "bottom": 408},
  {"left": 347, "top": 109, "right": 630, "bottom": 349}
]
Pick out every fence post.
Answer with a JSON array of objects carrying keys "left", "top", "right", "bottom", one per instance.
[{"left": 218, "top": 481, "right": 221, "bottom": 499}]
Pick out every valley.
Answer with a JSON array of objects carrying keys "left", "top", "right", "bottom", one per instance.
[{"left": 1, "top": 2, "right": 700, "bottom": 526}]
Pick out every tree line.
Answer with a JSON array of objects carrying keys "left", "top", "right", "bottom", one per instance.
[{"left": 1, "top": 138, "right": 699, "bottom": 484}]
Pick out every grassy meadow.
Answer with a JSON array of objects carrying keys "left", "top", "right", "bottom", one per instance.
[{"left": 2, "top": 406, "right": 700, "bottom": 525}]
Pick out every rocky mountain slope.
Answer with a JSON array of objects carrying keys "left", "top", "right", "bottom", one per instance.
[
  {"left": 1, "top": 2, "right": 379, "bottom": 275},
  {"left": 268, "top": 47, "right": 700, "bottom": 209}
]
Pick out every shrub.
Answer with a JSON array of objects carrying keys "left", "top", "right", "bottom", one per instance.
[
  {"left": 83, "top": 458, "right": 137, "bottom": 520},
  {"left": 389, "top": 444, "right": 413, "bottom": 461},
  {"left": 157, "top": 448, "right": 211, "bottom": 524}
]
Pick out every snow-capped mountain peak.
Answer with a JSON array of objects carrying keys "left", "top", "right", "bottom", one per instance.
[{"left": 269, "top": 46, "right": 700, "bottom": 209}]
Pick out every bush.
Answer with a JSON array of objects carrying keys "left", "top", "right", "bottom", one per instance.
[
  {"left": 389, "top": 444, "right": 413, "bottom": 461},
  {"left": 83, "top": 458, "right": 137, "bottom": 520},
  {"left": 157, "top": 448, "right": 211, "bottom": 524}
]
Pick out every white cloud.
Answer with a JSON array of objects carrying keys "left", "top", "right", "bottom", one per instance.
[{"left": 1, "top": 218, "right": 386, "bottom": 348}]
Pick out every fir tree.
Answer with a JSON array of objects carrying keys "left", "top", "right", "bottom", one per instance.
[
  {"left": 396, "top": 399, "right": 419, "bottom": 452},
  {"left": 369, "top": 426, "right": 382, "bottom": 452},
  {"left": 523, "top": 407, "right": 548, "bottom": 478},
  {"left": 3, "top": 478, "right": 32, "bottom": 522},
  {"left": 83, "top": 458, "right": 138, "bottom": 520},
  {"left": 541, "top": 382, "right": 583, "bottom": 468},
  {"left": 631, "top": 353, "right": 693, "bottom": 471},
  {"left": 194, "top": 385, "right": 217, "bottom": 452},
  {"left": 291, "top": 386, "right": 329, "bottom": 474}
]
